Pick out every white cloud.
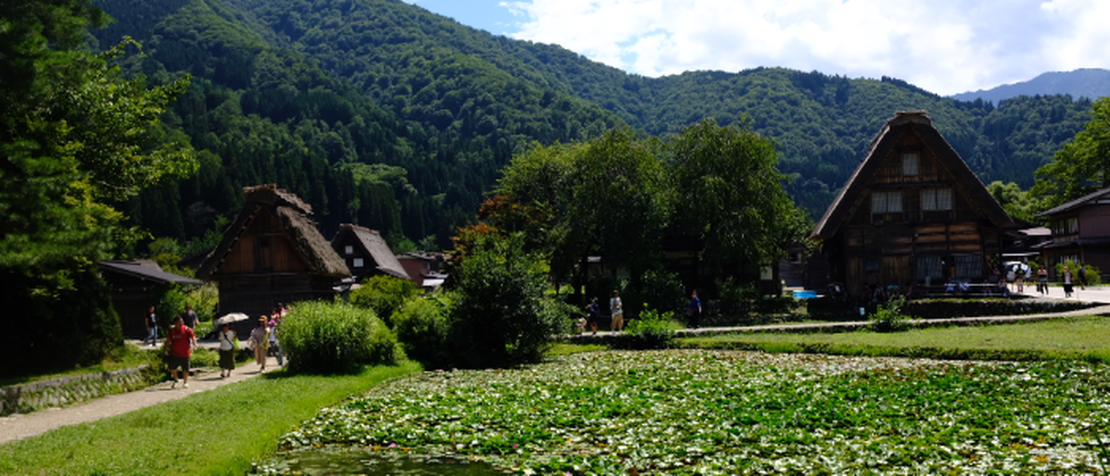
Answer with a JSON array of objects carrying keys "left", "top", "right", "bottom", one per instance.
[{"left": 503, "top": 0, "right": 1110, "bottom": 95}]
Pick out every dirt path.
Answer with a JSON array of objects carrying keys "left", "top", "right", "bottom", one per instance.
[{"left": 0, "top": 354, "right": 279, "bottom": 445}]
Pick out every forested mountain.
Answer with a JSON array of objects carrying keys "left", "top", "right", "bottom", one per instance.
[
  {"left": 90, "top": 0, "right": 1096, "bottom": 250},
  {"left": 953, "top": 68, "right": 1110, "bottom": 105}
]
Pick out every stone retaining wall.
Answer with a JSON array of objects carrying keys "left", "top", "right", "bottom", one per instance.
[{"left": 1, "top": 366, "right": 151, "bottom": 416}]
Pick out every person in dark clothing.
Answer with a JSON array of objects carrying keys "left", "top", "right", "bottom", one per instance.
[
  {"left": 688, "top": 290, "right": 702, "bottom": 329},
  {"left": 585, "top": 297, "right": 600, "bottom": 335}
]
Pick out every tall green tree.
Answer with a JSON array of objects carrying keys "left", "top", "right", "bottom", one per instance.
[
  {"left": 1, "top": 0, "right": 196, "bottom": 376},
  {"left": 667, "top": 118, "right": 809, "bottom": 270},
  {"left": 1032, "top": 97, "right": 1110, "bottom": 208}
]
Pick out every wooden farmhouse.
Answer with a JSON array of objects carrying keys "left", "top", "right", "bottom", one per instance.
[
  {"left": 809, "top": 111, "right": 1018, "bottom": 296},
  {"left": 1036, "top": 187, "right": 1110, "bottom": 280},
  {"left": 331, "top": 223, "right": 411, "bottom": 282},
  {"left": 197, "top": 185, "right": 351, "bottom": 323}
]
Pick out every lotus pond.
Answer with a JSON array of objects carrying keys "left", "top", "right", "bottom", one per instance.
[{"left": 259, "top": 350, "right": 1110, "bottom": 474}]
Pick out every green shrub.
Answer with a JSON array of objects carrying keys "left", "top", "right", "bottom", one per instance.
[
  {"left": 448, "top": 233, "right": 564, "bottom": 368},
  {"left": 1055, "top": 259, "right": 1102, "bottom": 286},
  {"left": 392, "top": 292, "right": 454, "bottom": 367},
  {"left": 279, "top": 301, "right": 402, "bottom": 374},
  {"left": 186, "top": 282, "right": 219, "bottom": 329},
  {"left": 621, "top": 306, "right": 677, "bottom": 349},
  {"left": 350, "top": 275, "right": 420, "bottom": 326},
  {"left": 870, "top": 296, "right": 909, "bottom": 332},
  {"left": 623, "top": 269, "right": 686, "bottom": 317},
  {"left": 152, "top": 283, "right": 187, "bottom": 333}
]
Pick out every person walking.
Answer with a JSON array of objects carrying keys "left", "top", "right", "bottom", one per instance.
[
  {"left": 165, "top": 315, "right": 197, "bottom": 389},
  {"left": 609, "top": 290, "right": 624, "bottom": 333},
  {"left": 1079, "top": 264, "right": 1088, "bottom": 290},
  {"left": 268, "top": 319, "right": 283, "bottom": 367},
  {"left": 250, "top": 317, "right": 270, "bottom": 372},
  {"left": 183, "top": 304, "right": 199, "bottom": 331},
  {"left": 585, "top": 297, "right": 600, "bottom": 335},
  {"left": 1063, "top": 266, "right": 1074, "bottom": 298},
  {"left": 141, "top": 305, "right": 159, "bottom": 346},
  {"left": 217, "top": 322, "right": 237, "bottom": 378},
  {"left": 1038, "top": 266, "right": 1049, "bottom": 295},
  {"left": 687, "top": 290, "right": 702, "bottom": 329}
]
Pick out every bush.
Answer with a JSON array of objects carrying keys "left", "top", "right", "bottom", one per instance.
[
  {"left": 870, "top": 296, "right": 909, "bottom": 332},
  {"left": 623, "top": 269, "right": 686, "bottom": 317},
  {"left": 349, "top": 275, "right": 420, "bottom": 326},
  {"left": 621, "top": 306, "right": 677, "bottom": 349},
  {"left": 186, "top": 282, "right": 219, "bottom": 329},
  {"left": 392, "top": 292, "right": 454, "bottom": 367},
  {"left": 1055, "top": 259, "right": 1102, "bottom": 286},
  {"left": 279, "top": 301, "right": 402, "bottom": 374},
  {"left": 153, "top": 283, "right": 188, "bottom": 333},
  {"left": 448, "top": 233, "right": 564, "bottom": 368}
]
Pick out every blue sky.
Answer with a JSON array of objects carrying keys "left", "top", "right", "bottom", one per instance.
[{"left": 405, "top": 0, "right": 1110, "bottom": 96}]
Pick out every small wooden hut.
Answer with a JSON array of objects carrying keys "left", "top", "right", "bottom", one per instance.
[
  {"left": 197, "top": 185, "right": 350, "bottom": 322},
  {"left": 331, "top": 224, "right": 411, "bottom": 282},
  {"left": 809, "top": 111, "right": 1018, "bottom": 296}
]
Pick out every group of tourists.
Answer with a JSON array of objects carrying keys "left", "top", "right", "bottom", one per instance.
[
  {"left": 583, "top": 291, "right": 625, "bottom": 334},
  {"left": 148, "top": 302, "right": 289, "bottom": 388}
]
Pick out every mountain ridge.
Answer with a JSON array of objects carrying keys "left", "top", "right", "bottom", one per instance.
[{"left": 952, "top": 68, "right": 1110, "bottom": 104}]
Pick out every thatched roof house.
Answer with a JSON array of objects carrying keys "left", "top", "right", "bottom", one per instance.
[
  {"left": 809, "top": 111, "right": 1017, "bottom": 295},
  {"left": 331, "top": 224, "right": 411, "bottom": 282},
  {"left": 198, "top": 185, "right": 350, "bottom": 321}
]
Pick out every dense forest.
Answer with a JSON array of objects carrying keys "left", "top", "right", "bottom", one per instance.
[{"left": 88, "top": 0, "right": 1096, "bottom": 252}]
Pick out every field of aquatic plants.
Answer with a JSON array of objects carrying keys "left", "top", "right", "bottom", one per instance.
[{"left": 270, "top": 351, "right": 1110, "bottom": 474}]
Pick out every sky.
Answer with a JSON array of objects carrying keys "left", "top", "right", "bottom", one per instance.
[{"left": 404, "top": 0, "right": 1110, "bottom": 96}]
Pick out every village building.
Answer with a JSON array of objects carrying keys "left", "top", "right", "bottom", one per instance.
[
  {"left": 809, "top": 111, "right": 1019, "bottom": 296},
  {"left": 1035, "top": 187, "right": 1110, "bottom": 280},
  {"left": 196, "top": 185, "right": 350, "bottom": 327},
  {"left": 99, "top": 260, "right": 202, "bottom": 337},
  {"left": 396, "top": 252, "right": 449, "bottom": 290},
  {"left": 331, "top": 224, "right": 411, "bottom": 282}
]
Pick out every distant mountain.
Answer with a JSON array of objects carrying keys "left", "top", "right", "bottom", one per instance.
[
  {"left": 952, "top": 68, "right": 1110, "bottom": 104},
  {"left": 88, "top": 0, "right": 1095, "bottom": 242}
]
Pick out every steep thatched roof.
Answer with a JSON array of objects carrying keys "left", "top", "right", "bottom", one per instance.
[
  {"left": 197, "top": 184, "right": 351, "bottom": 279},
  {"left": 1037, "top": 187, "right": 1110, "bottom": 217},
  {"left": 811, "top": 111, "right": 1014, "bottom": 240},
  {"left": 332, "top": 224, "right": 411, "bottom": 280}
]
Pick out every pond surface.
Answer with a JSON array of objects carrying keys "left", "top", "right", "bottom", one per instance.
[{"left": 259, "top": 447, "right": 508, "bottom": 475}]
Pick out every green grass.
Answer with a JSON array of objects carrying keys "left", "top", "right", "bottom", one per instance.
[
  {"left": 548, "top": 343, "right": 607, "bottom": 355},
  {"left": 681, "top": 315, "right": 1110, "bottom": 362},
  {"left": 0, "top": 362, "right": 421, "bottom": 475}
]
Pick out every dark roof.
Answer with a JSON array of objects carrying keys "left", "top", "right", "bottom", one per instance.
[
  {"left": 197, "top": 184, "right": 351, "bottom": 280},
  {"left": 811, "top": 111, "right": 1014, "bottom": 240},
  {"left": 1037, "top": 187, "right": 1110, "bottom": 217},
  {"left": 99, "top": 260, "right": 203, "bottom": 286},
  {"left": 333, "top": 224, "right": 411, "bottom": 280}
]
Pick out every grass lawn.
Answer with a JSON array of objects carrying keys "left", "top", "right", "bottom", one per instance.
[
  {"left": 0, "top": 362, "right": 421, "bottom": 475},
  {"left": 681, "top": 315, "right": 1110, "bottom": 362}
]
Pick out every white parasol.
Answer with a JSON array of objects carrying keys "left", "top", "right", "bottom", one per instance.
[{"left": 213, "top": 312, "right": 249, "bottom": 326}]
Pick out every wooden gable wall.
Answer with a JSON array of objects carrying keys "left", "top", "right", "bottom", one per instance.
[
  {"left": 220, "top": 209, "right": 309, "bottom": 275},
  {"left": 830, "top": 128, "right": 1005, "bottom": 292}
]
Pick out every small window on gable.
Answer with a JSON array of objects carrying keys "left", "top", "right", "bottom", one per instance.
[
  {"left": 872, "top": 191, "right": 903, "bottom": 214},
  {"left": 344, "top": 245, "right": 354, "bottom": 255},
  {"left": 353, "top": 258, "right": 364, "bottom": 268},
  {"left": 865, "top": 258, "right": 880, "bottom": 272},
  {"left": 902, "top": 153, "right": 919, "bottom": 176},
  {"left": 921, "top": 188, "right": 953, "bottom": 211}
]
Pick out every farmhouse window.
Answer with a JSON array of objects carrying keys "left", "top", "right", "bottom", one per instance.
[
  {"left": 902, "top": 153, "right": 919, "bottom": 176},
  {"left": 865, "top": 258, "right": 881, "bottom": 272},
  {"left": 871, "top": 191, "right": 903, "bottom": 214},
  {"left": 916, "top": 256, "right": 943, "bottom": 280},
  {"left": 1053, "top": 217, "right": 1079, "bottom": 236},
  {"left": 353, "top": 258, "right": 364, "bottom": 268},
  {"left": 921, "top": 188, "right": 952, "bottom": 211},
  {"left": 953, "top": 254, "right": 982, "bottom": 278},
  {"left": 255, "top": 236, "right": 273, "bottom": 272},
  {"left": 345, "top": 245, "right": 354, "bottom": 255}
]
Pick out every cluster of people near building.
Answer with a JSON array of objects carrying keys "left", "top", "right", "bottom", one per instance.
[{"left": 142, "top": 301, "right": 289, "bottom": 387}]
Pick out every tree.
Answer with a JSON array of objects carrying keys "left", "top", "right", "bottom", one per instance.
[
  {"left": 1, "top": 0, "right": 197, "bottom": 376},
  {"left": 448, "top": 233, "right": 563, "bottom": 368},
  {"left": 986, "top": 181, "right": 1044, "bottom": 224},
  {"left": 667, "top": 118, "right": 809, "bottom": 271},
  {"left": 1032, "top": 97, "right": 1110, "bottom": 209}
]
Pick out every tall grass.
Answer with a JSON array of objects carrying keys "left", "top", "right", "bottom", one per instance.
[{"left": 0, "top": 363, "right": 420, "bottom": 475}]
